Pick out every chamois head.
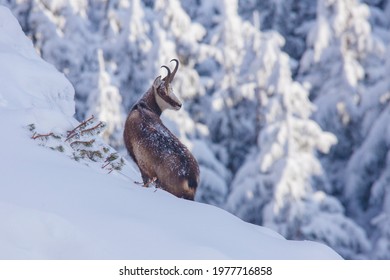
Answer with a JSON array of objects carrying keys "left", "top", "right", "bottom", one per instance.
[{"left": 153, "top": 59, "right": 182, "bottom": 112}]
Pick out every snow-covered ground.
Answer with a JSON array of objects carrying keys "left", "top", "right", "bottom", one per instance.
[{"left": 0, "top": 6, "right": 341, "bottom": 260}]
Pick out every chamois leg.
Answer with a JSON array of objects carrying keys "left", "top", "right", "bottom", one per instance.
[
  {"left": 134, "top": 170, "right": 154, "bottom": 187},
  {"left": 144, "top": 177, "right": 157, "bottom": 187},
  {"left": 134, "top": 176, "right": 157, "bottom": 187}
]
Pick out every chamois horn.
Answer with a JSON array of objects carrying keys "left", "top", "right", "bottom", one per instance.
[
  {"left": 169, "top": 59, "right": 179, "bottom": 83},
  {"left": 161, "top": 65, "right": 171, "bottom": 83}
]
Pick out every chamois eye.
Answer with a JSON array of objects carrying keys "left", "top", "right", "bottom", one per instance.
[{"left": 160, "top": 87, "right": 168, "bottom": 96}]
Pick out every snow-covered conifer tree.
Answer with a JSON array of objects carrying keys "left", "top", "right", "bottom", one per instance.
[
  {"left": 342, "top": 19, "right": 390, "bottom": 259},
  {"left": 225, "top": 28, "right": 370, "bottom": 259},
  {"left": 86, "top": 49, "right": 124, "bottom": 147},
  {"left": 345, "top": 104, "right": 390, "bottom": 259},
  {"left": 101, "top": 0, "right": 156, "bottom": 110},
  {"left": 238, "top": 0, "right": 317, "bottom": 62},
  {"left": 181, "top": 0, "right": 263, "bottom": 173},
  {"left": 297, "top": 0, "right": 390, "bottom": 258},
  {"left": 298, "top": 0, "right": 385, "bottom": 194}
]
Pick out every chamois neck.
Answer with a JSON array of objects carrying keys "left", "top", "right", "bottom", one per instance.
[{"left": 138, "top": 87, "right": 162, "bottom": 116}]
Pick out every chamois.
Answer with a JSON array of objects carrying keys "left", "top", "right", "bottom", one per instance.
[{"left": 123, "top": 59, "right": 199, "bottom": 200}]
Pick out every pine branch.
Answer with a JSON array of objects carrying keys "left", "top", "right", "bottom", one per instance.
[
  {"left": 29, "top": 117, "right": 126, "bottom": 175},
  {"left": 70, "top": 139, "right": 95, "bottom": 149},
  {"left": 105, "top": 153, "right": 119, "bottom": 162},
  {"left": 79, "top": 149, "right": 103, "bottom": 161},
  {"left": 66, "top": 115, "right": 95, "bottom": 141},
  {"left": 28, "top": 123, "right": 36, "bottom": 132}
]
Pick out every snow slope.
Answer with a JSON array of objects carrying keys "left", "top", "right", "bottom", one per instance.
[{"left": 0, "top": 6, "right": 341, "bottom": 259}]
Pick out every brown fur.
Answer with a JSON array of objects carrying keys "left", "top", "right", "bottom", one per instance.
[{"left": 123, "top": 63, "right": 199, "bottom": 200}]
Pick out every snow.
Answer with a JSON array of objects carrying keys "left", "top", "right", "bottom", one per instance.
[{"left": 0, "top": 6, "right": 341, "bottom": 260}]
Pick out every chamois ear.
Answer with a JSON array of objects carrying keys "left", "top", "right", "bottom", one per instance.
[{"left": 153, "top": 76, "right": 162, "bottom": 88}]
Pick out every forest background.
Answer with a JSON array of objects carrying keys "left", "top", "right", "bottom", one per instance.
[{"left": 2, "top": 0, "right": 390, "bottom": 259}]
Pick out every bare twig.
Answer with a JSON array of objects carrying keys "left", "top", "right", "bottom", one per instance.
[
  {"left": 66, "top": 115, "right": 95, "bottom": 141},
  {"left": 80, "top": 121, "right": 104, "bottom": 135},
  {"left": 31, "top": 132, "right": 54, "bottom": 139}
]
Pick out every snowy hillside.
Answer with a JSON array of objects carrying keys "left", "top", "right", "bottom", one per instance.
[
  {"left": 2, "top": 0, "right": 390, "bottom": 259},
  {"left": 0, "top": 6, "right": 341, "bottom": 259}
]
